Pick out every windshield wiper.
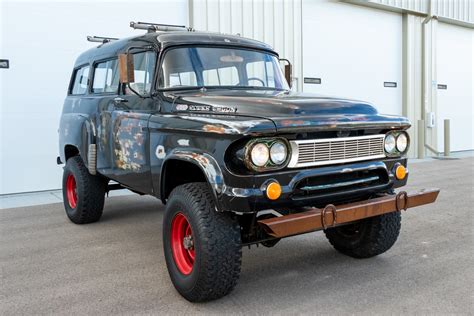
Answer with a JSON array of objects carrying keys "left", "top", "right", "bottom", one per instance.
[
  {"left": 161, "top": 86, "right": 206, "bottom": 92},
  {"left": 204, "top": 85, "right": 288, "bottom": 92}
]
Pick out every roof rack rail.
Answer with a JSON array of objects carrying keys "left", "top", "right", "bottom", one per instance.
[
  {"left": 87, "top": 36, "right": 119, "bottom": 44},
  {"left": 130, "top": 21, "right": 194, "bottom": 32}
]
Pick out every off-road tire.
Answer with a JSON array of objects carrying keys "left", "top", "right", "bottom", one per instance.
[
  {"left": 324, "top": 211, "right": 401, "bottom": 258},
  {"left": 62, "top": 156, "right": 106, "bottom": 224},
  {"left": 163, "top": 183, "right": 242, "bottom": 302}
]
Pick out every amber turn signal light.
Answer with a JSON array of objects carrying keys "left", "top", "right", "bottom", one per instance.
[
  {"left": 265, "top": 181, "right": 282, "bottom": 200},
  {"left": 395, "top": 165, "right": 407, "bottom": 180}
]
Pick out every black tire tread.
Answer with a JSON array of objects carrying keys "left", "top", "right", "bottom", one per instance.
[
  {"left": 165, "top": 183, "right": 242, "bottom": 302},
  {"left": 324, "top": 211, "right": 401, "bottom": 258},
  {"left": 63, "top": 156, "right": 105, "bottom": 224}
]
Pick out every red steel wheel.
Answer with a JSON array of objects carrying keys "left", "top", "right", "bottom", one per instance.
[
  {"left": 171, "top": 213, "right": 195, "bottom": 275},
  {"left": 66, "top": 174, "right": 78, "bottom": 209}
]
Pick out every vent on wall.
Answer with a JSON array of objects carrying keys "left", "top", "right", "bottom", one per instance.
[{"left": 384, "top": 81, "right": 397, "bottom": 88}]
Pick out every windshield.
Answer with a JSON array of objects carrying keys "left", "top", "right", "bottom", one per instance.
[{"left": 159, "top": 47, "right": 289, "bottom": 90}]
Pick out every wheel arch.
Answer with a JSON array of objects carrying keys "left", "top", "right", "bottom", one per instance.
[
  {"left": 160, "top": 150, "right": 225, "bottom": 208},
  {"left": 59, "top": 114, "right": 96, "bottom": 170}
]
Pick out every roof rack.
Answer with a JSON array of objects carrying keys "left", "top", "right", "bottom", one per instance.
[
  {"left": 87, "top": 36, "right": 119, "bottom": 44},
  {"left": 130, "top": 21, "right": 194, "bottom": 32}
]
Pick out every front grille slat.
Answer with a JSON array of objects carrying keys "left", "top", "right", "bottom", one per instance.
[{"left": 288, "top": 134, "right": 386, "bottom": 168}]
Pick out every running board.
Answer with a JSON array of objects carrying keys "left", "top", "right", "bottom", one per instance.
[{"left": 258, "top": 189, "right": 440, "bottom": 239}]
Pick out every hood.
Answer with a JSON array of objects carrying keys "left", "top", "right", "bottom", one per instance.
[{"left": 167, "top": 89, "right": 410, "bottom": 133}]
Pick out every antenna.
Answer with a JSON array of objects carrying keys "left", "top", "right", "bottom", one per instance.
[
  {"left": 87, "top": 36, "right": 119, "bottom": 44},
  {"left": 130, "top": 21, "right": 194, "bottom": 32}
]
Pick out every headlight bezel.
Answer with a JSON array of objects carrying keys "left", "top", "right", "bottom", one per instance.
[
  {"left": 384, "top": 131, "right": 410, "bottom": 157},
  {"left": 245, "top": 138, "right": 291, "bottom": 171}
]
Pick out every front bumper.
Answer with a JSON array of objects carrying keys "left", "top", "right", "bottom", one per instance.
[
  {"left": 258, "top": 188, "right": 440, "bottom": 238},
  {"left": 218, "top": 158, "right": 408, "bottom": 213}
]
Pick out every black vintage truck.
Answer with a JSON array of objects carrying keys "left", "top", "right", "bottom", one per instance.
[{"left": 58, "top": 22, "right": 438, "bottom": 302}]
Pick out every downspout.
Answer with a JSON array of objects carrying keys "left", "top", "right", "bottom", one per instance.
[{"left": 421, "top": 2, "right": 439, "bottom": 156}]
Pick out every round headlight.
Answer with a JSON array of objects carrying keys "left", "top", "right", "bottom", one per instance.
[
  {"left": 270, "top": 141, "right": 288, "bottom": 165},
  {"left": 384, "top": 134, "right": 396, "bottom": 154},
  {"left": 396, "top": 133, "right": 408, "bottom": 152},
  {"left": 250, "top": 143, "right": 269, "bottom": 167}
]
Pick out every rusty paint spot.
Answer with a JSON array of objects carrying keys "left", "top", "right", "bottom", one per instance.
[{"left": 203, "top": 124, "right": 226, "bottom": 134}]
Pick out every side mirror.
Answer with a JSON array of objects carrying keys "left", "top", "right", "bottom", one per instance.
[
  {"left": 279, "top": 58, "right": 292, "bottom": 88},
  {"left": 118, "top": 53, "right": 135, "bottom": 84}
]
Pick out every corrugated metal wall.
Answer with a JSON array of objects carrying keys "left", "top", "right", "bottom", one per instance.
[
  {"left": 374, "top": 0, "right": 429, "bottom": 13},
  {"left": 363, "top": 0, "right": 474, "bottom": 24},
  {"left": 434, "top": 0, "right": 473, "bottom": 23},
  {"left": 189, "top": 0, "right": 303, "bottom": 91}
]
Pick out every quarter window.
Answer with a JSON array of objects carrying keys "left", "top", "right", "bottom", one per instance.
[
  {"left": 92, "top": 59, "right": 119, "bottom": 94},
  {"left": 71, "top": 66, "right": 90, "bottom": 95}
]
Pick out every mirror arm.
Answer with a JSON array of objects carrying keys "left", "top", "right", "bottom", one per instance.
[{"left": 279, "top": 58, "right": 292, "bottom": 89}]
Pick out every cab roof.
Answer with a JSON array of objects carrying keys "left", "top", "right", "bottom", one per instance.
[{"left": 74, "top": 31, "right": 275, "bottom": 67}]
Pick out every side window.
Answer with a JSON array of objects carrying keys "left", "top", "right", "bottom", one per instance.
[
  {"left": 129, "top": 51, "right": 156, "bottom": 95},
  {"left": 71, "top": 66, "right": 90, "bottom": 95},
  {"left": 92, "top": 59, "right": 119, "bottom": 94}
]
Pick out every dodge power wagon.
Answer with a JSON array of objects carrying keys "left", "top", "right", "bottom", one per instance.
[{"left": 58, "top": 22, "right": 439, "bottom": 302}]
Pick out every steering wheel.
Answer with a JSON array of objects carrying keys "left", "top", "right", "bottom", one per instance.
[{"left": 247, "top": 77, "right": 265, "bottom": 86}]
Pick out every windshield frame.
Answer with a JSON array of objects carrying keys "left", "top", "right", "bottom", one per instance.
[{"left": 155, "top": 44, "right": 289, "bottom": 92}]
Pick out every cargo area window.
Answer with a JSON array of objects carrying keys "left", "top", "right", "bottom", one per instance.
[
  {"left": 70, "top": 66, "right": 90, "bottom": 95},
  {"left": 92, "top": 59, "right": 119, "bottom": 94}
]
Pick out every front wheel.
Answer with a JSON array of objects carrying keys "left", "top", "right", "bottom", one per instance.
[
  {"left": 324, "top": 211, "right": 401, "bottom": 258},
  {"left": 163, "top": 183, "right": 242, "bottom": 302}
]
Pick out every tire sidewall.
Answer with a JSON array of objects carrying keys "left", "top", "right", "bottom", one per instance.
[
  {"left": 163, "top": 196, "right": 202, "bottom": 295},
  {"left": 62, "top": 158, "right": 85, "bottom": 220}
]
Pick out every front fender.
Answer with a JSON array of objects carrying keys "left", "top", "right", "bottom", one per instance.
[{"left": 160, "top": 149, "right": 226, "bottom": 210}]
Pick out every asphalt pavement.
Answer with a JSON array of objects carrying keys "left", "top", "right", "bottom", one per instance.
[{"left": 1, "top": 157, "right": 473, "bottom": 315}]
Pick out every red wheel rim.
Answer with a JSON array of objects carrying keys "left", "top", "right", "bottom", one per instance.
[
  {"left": 171, "top": 213, "right": 195, "bottom": 275},
  {"left": 66, "top": 174, "right": 77, "bottom": 209}
]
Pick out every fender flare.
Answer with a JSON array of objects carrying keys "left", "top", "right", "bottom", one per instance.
[
  {"left": 60, "top": 114, "right": 96, "bottom": 173},
  {"left": 160, "top": 149, "right": 226, "bottom": 209}
]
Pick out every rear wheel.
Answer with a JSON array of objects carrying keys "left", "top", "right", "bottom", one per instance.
[
  {"left": 324, "top": 211, "right": 401, "bottom": 258},
  {"left": 62, "top": 156, "right": 106, "bottom": 224},
  {"left": 163, "top": 183, "right": 242, "bottom": 302}
]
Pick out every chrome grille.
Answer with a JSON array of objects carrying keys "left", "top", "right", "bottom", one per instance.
[{"left": 288, "top": 135, "right": 386, "bottom": 168}]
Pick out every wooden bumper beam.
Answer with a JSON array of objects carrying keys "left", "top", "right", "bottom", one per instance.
[{"left": 258, "top": 189, "right": 440, "bottom": 239}]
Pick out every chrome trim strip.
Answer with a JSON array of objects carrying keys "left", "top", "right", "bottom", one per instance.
[{"left": 288, "top": 134, "right": 386, "bottom": 168}]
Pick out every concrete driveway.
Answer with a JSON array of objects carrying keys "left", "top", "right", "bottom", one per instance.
[{"left": 1, "top": 157, "right": 473, "bottom": 314}]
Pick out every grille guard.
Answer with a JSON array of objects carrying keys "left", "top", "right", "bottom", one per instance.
[{"left": 258, "top": 188, "right": 440, "bottom": 239}]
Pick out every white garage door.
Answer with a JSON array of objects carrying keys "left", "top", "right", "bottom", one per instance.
[
  {"left": 437, "top": 22, "right": 474, "bottom": 152},
  {"left": 0, "top": 0, "right": 188, "bottom": 195},
  {"left": 302, "top": 0, "right": 402, "bottom": 116}
]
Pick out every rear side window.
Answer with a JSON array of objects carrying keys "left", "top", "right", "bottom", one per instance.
[
  {"left": 92, "top": 59, "right": 119, "bottom": 94},
  {"left": 71, "top": 66, "right": 90, "bottom": 95}
]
